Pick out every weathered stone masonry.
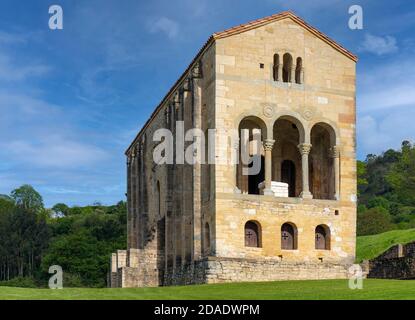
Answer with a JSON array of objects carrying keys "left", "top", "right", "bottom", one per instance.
[{"left": 109, "top": 11, "right": 358, "bottom": 287}]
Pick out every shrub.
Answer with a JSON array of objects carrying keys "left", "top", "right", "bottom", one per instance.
[{"left": 0, "top": 277, "right": 38, "bottom": 288}]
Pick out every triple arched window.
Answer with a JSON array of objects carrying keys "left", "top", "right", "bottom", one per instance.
[
  {"left": 273, "top": 53, "right": 303, "bottom": 84},
  {"left": 243, "top": 221, "right": 330, "bottom": 251}
]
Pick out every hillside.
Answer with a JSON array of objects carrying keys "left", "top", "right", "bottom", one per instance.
[{"left": 356, "top": 228, "right": 415, "bottom": 262}]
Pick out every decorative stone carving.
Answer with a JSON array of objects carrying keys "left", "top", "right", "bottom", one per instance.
[
  {"left": 263, "top": 139, "right": 275, "bottom": 151},
  {"left": 297, "top": 143, "right": 312, "bottom": 155},
  {"left": 263, "top": 105, "right": 275, "bottom": 118},
  {"left": 302, "top": 109, "right": 314, "bottom": 121}
]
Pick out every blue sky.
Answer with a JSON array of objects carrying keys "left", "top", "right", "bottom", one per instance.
[{"left": 0, "top": 0, "right": 414, "bottom": 207}]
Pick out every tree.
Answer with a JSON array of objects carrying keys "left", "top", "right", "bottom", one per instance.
[
  {"left": 10, "top": 185, "right": 44, "bottom": 213},
  {"left": 357, "top": 160, "right": 368, "bottom": 196},
  {"left": 387, "top": 142, "right": 415, "bottom": 205},
  {"left": 357, "top": 207, "right": 394, "bottom": 236},
  {"left": 52, "top": 203, "right": 69, "bottom": 217}
]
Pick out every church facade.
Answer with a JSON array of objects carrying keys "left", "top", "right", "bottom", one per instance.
[{"left": 109, "top": 11, "right": 358, "bottom": 287}]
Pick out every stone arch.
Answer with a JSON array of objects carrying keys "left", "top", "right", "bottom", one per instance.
[
  {"left": 315, "top": 224, "right": 331, "bottom": 250},
  {"left": 281, "top": 222, "right": 298, "bottom": 250},
  {"left": 236, "top": 116, "right": 268, "bottom": 194},
  {"left": 309, "top": 119, "right": 339, "bottom": 146},
  {"left": 244, "top": 220, "right": 262, "bottom": 248},
  {"left": 274, "top": 114, "right": 306, "bottom": 143},
  {"left": 310, "top": 122, "right": 336, "bottom": 200},
  {"left": 272, "top": 115, "right": 306, "bottom": 197}
]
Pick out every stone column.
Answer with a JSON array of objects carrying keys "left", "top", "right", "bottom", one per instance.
[
  {"left": 126, "top": 155, "right": 132, "bottom": 249},
  {"left": 298, "top": 143, "right": 313, "bottom": 199},
  {"left": 299, "top": 67, "right": 304, "bottom": 84},
  {"left": 263, "top": 139, "right": 275, "bottom": 195},
  {"left": 277, "top": 64, "right": 282, "bottom": 82},
  {"left": 290, "top": 64, "right": 296, "bottom": 83},
  {"left": 331, "top": 145, "right": 340, "bottom": 200},
  {"left": 192, "top": 65, "right": 203, "bottom": 261}
]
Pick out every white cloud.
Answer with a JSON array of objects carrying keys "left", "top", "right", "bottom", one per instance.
[
  {"left": 359, "top": 33, "right": 398, "bottom": 55},
  {"left": 2, "top": 137, "right": 108, "bottom": 169},
  {"left": 147, "top": 17, "right": 179, "bottom": 39},
  {"left": 357, "top": 111, "right": 415, "bottom": 157}
]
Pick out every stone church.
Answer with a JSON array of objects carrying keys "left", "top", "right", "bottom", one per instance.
[{"left": 109, "top": 11, "right": 357, "bottom": 287}]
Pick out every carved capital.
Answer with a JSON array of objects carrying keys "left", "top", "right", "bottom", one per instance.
[
  {"left": 298, "top": 143, "right": 312, "bottom": 155},
  {"left": 263, "top": 139, "right": 275, "bottom": 151}
]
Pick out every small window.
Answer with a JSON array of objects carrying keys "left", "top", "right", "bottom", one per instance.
[
  {"left": 273, "top": 54, "right": 280, "bottom": 81},
  {"left": 282, "top": 53, "right": 293, "bottom": 83},
  {"left": 315, "top": 225, "right": 330, "bottom": 250},
  {"left": 245, "top": 221, "right": 261, "bottom": 248},
  {"left": 259, "top": 63, "right": 264, "bottom": 69},
  {"left": 281, "top": 222, "right": 297, "bottom": 250}
]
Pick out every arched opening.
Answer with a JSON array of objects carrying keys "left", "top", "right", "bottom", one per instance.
[
  {"left": 310, "top": 123, "right": 336, "bottom": 199},
  {"left": 237, "top": 116, "right": 266, "bottom": 195},
  {"left": 272, "top": 117, "right": 303, "bottom": 197},
  {"left": 245, "top": 221, "right": 261, "bottom": 248},
  {"left": 204, "top": 222, "right": 211, "bottom": 255},
  {"left": 281, "top": 160, "right": 296, "bottom": 197},
  {"left": 281, "top": 222, "right": 297, "bottom": 250},
  {"left": 273, "top": 54, "right": 280, "bottom": 81},
  {"left": 295, "top": 57, "right": 302, "bottom": 84},
  {"left": 282, "top": 53, "right": 293, "bottom": 82},
  {"left": 315, "top": 225, "right": 330, "bottom": 250}
]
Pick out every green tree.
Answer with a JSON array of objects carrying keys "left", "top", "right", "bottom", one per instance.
[
  {"left": 387, "top": 141, "right": 415, "bottom": 206},
  {"left": 357, "top": 207, "right": 394, "bottom": 236},
  {"left": 10, "top": 185, "right": 44, "bottom": 212},
  {"left": 52, "top": 203, "right": 69, "bottom": 217}
]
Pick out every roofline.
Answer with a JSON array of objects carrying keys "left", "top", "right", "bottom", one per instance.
[{"left": 125, "top": 11, "right": 357, "bottom": 155}]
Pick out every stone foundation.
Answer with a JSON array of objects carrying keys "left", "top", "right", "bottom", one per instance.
[{"left": 112, "top": 254, "right": 351, "bottom": 287}]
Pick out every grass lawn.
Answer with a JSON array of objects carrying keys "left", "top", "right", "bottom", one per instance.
[
  {"left": 356, "top": 228, "right": 415, "bottom": 262},
  {"left": 0, "top": 279, "right": 414, "bottom": 300}
]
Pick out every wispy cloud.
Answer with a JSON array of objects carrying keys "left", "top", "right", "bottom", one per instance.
[
  {"left": 359, "top": 33, "right": 398, "bottom": 55},
  {"left": 2, "top": 138, "right": 108, "bottom": 169},
  {"left": 147, "top": 17, "right": 180, "bottom": 39}
]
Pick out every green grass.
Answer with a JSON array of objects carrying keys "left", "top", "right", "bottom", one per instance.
[
  {"left": 0, "top": 279, "right": 414, "bottom": 300},
  {"left": 356, "top": 228, "right": 415, "bottom": 262},
  {"left": 1, "top": 229, "right": 414, "bottom": 300}
]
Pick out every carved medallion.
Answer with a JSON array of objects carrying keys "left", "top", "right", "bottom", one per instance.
[
  {"left": 302, "top": 109, "right": 314, "bottom": 121},
  {"left": 263, "top": 105, "right": 274, "bottom": 118}
]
